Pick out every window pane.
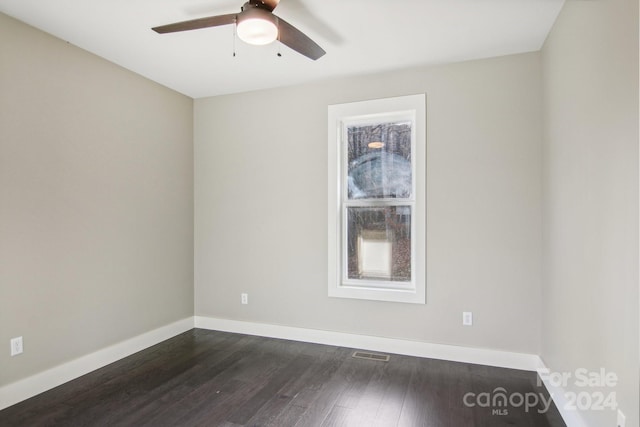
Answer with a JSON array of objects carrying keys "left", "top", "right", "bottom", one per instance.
[
  {"left": 346, "top": 206, "right": 411, "bottom": 282},
  {"left": 347, "top": 121, "right": 412, "bottom": 199}
]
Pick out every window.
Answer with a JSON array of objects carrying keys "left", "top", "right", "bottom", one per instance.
[{"left": 328, "top": 94, "right": 426, "bottom": 303}]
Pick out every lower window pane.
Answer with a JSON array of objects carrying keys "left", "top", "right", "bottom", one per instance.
[{"left": 346, "top": 206, "right": 411, "bottom": 282}]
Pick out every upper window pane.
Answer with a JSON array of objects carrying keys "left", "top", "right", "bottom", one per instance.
[{"left": 347, "top": 121, "right": 412, "bottom": 199}]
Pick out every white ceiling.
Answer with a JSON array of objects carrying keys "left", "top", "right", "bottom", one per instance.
[{"left": 0, "top": 0, "right": 564, "bottom": 98}]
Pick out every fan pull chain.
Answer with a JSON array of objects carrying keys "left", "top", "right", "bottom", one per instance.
[
  {"left": 232, "top": 19, "right": 237, "bottom": 57},
  {"left": 276, "top": 18, "right": 282, "bottom": 58}
]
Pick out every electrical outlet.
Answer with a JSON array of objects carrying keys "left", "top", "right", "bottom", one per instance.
[
  {"left": 462, "top": 312, "right": 473, "bottom": 326},
  {"left": 10, "top": 336, "right": 23, "bottom": 356},
  {"left": 617, "top": 409, "right": 626, "bottom": 427},
  {"left": 241, "top": 293, "right": 248, "bottom": 305}
]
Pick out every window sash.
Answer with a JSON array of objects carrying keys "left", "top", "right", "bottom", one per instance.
[
  {"left": 339, "top": 112, "right": 417, "bottom": 291},
  {"left": 340, "top": 113, "right": 417, "bottom": 205},
  {"left": 340, "top": 202, "right": 416, "bottom": 290}
]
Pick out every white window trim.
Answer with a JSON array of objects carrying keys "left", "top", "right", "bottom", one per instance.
[{"left": 327, "top": 94, "right": 426, "bottom": 304}]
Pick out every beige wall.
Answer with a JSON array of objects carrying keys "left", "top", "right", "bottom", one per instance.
[
  {"left": 194, "top": 52, "right": 543, "bottom": 354},
  {"left": 0, "top": 13, "right": 194, "bottom": 386},
  {"left": 541, "top": 1, "right": 639, "bottom": 426}
]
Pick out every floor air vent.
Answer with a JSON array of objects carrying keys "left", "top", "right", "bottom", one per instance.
[{"left": 352, "top": 351, "right": 390, "bottom": 362}]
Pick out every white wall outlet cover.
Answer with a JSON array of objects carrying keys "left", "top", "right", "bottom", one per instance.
[
  {"left": 463, "top": 312, "right": 473, "bottom": 326},
  {"left": 241, "top": 293, "right": 248, "bottom": 305},
  {"left": 10, "top": 337, "right": 23, "bottom": 356}
]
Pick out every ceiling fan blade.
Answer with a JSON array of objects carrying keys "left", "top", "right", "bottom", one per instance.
[
  {"left": 250, "top": 0, "right": 280, "bottom": 12},
  {"left": 152, "top": 13, "right": 236, "bottom": 34},
  {"left": 276, "top": 16, "right": 325, "bottom": 60}
]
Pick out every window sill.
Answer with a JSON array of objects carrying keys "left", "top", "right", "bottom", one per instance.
[{"left": 329, "top": 283, "right": 425, "bottom": 304}]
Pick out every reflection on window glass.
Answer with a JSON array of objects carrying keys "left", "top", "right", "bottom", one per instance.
[
  {"left": 347, "top": 122, "right": 412, "bottom": 199},
  {"left": 347, "top": 206, "right": 411, "bottom": 282}
]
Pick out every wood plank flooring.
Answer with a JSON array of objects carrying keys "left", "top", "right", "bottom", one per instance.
[{"left": 0, "top": 329, "right": 566, "bottom": 427}]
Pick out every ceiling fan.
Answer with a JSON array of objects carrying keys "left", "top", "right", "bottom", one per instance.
[{"left": 152, "top": 0, "right": 326, "bottom": 60}]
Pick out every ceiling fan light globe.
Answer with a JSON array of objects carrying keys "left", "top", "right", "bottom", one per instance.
[
  {"left": 236, "top": 7, "right": 278, "bottom": 46},
  {"left": 237, "top": 18, "right": 277, "bottom": 45}
]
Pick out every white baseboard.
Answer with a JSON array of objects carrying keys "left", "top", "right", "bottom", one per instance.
[
  {"left": 535, "top": 358, "right": 589, "bottom": 427},
  {"left": 194, "top": 316, "right": 540, "bottom": 371},
  {"left": 0, "top": 317, "right": 194, "bottom": 411}
]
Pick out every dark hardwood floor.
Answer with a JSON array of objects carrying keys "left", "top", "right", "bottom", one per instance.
[{"left": 0, "top": 329, "right": 566, "bottom": 427}]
